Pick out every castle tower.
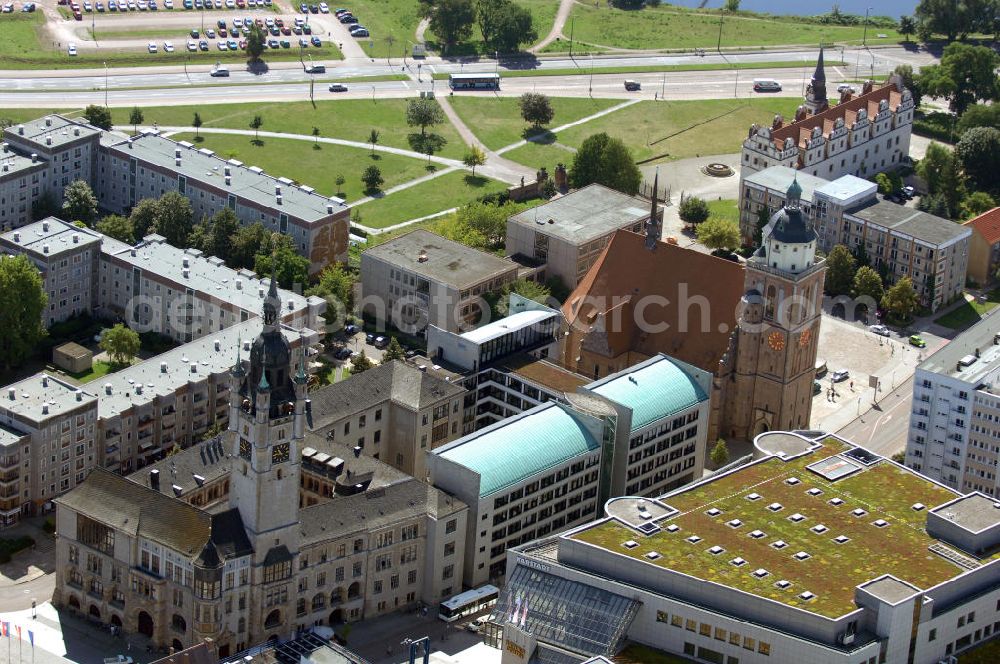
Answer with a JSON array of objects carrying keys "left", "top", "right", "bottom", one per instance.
[
  {"left": 721, "top": 177, "right": 826, "bottom": 439},
  {"left": 804, "top": 46, "right": 829, "bottom": 114},
  {"left": 227, "top": 275, "right": 304, "bottom": 640}
]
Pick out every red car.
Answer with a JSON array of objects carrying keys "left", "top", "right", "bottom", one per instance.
[
  {"left": 274, "top": 17, "right": 283, "bottom": 25},
  {"left": 280, "top": 25, "right": 290, "bottom": 34},
  {"left": 73, "top": 9, "right": 82, "bottom": 18}
]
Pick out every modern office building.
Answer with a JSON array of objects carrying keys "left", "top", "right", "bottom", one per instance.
[
  {"left": 52, "top": 287, "right": 469, "bottom": 656},
  {"left": 962, "top": 207, "right": 1000, "bottom": 286},
  {"left": 505, "top": 184, "right": 656, "bottom": 288},
  {"left": 0, "top": 115, "right": 350, "bottom": 275},
  {"left": 488, "top": 431, "right": 1000, "bottom": 664},
  {"left": 1, "top": 115, "right": 102, "bottom": 231},
  {"left": 905, "top": 310, "right": 1000, "bottom": 495},
  {"left": 427, "top": 354, "right": 711, "bottom": 588},
  {"left": 360, "top": 229, "right": 519, "bottom": 334}
]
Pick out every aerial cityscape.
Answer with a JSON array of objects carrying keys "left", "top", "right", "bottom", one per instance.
[{"left": 0, "top": 1, "right": 998, "bottom": 663}]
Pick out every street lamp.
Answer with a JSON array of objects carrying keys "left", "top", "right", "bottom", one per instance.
[
  {"left": 861, "top": 7, "right": 871, "bottom": 46},
  {"left": 717, "top": 9, "right": 724, "bottom": 53},
  {"left": 589, "top": 53, "right": 594, "bottom": 96},
  {"left": 568, "top": 16, "right": 574, "bottom": 58},
  {"left": 103, "top": 61, "right": 108, "bottom": 106}
]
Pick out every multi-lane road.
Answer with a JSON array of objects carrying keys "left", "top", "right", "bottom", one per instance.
[{"left": 0, "top": 45, "right": 938, "bottom": 107}]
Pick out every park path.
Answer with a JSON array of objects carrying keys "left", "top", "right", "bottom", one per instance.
[
  {"left": 415, "top": 18, "right": 430, "bottom": 44},
  {"left": 144, "top": 125, "right": 465, "bottom": 168},
  {"left": 434, "top": 95, "right": 537, "bottom": 184},
  {"left": 494, "top": 97, "right": 641, "bottom": 155},
  {"left": 531, "top": 0, "right": 577, "bottom": 53}
]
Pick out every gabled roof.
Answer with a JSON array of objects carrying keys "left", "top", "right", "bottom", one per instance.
[
  {"left": 563, "top": 230, "right": 745, "bottom": 373},
  {"left": 963, "top": 207, "right": 1000, "bottom": 245},
  {"left": 433, "top": 402, "right": 601, "bottom": 498},
  {"left": 55, "top": 468, "right": 210, "bottom": 557}
]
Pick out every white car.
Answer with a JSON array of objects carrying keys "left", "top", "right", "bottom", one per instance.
[
  {"left": 137, "top": 0, "right": 147, "bottom": 9},
  {"left": 163, "top": 0, "right": 172, "bottom": 6},
  {"left": 217, "top": 40, "right": 227, "bottom": 50},
  {"left": 147, "top": 41, "right": 158, "bottom": 52},
  {"left": 83, "top": 1, "right": 92, "bottom": 10},
  {"left": 318, "top": 1, "right": 327, "bottom": 11},
  {"left": 163, "top": 40, "right": 174, "bottom": 52},
  {"left": 1, "top": 3, "right": 13, "bottom": 12},
  {"left": 264, "top": 16, "right": 273, "bottom": 26},
  {"left": 187, "top": 39, "right": 197, "bottom": 51},
  {"left": 868, "top": 324, "right": 890, "bottom": 337},
  {"left": 67, "top": 43, "right": 78, "bottom": 56},
  {"left": 224, "top": 0, "right": 233, "bottom": 6},
  {"left": 831, "top": 369, "right": 850, "bottom": 383}
]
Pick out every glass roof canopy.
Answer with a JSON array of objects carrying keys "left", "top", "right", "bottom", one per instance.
[{"left": 491, "top": 564, "right": 640, "bottom": 658}]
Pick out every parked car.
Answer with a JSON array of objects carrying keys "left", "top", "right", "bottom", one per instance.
[
  {"left": 350, "top": 27, "right": 367, "bottom": 37},
  {"left": 280, "top": 39, "right": 290, "bottom": 48},
  {"left": 147, "top": 41, "right": 158, "bottom": 52},
  {"left": 310, "top": 35, "right": 322, "bottom": 46},
  {"left": 292, "top": 24, "right": 302, "bottom": 34},
  {"left": 163, "top": 40, "right": 174, "bottom": 51},
  {"left": 205, "top": 28, "right": 216, "bottom": 38},
  {"left": 339, "top": 13, "right": 356, "bottom": 22},
  {"left": 364, "top": 332, "right": 375, "bottom": 343},
  {"left": 96, "top": 2, "right": 104, "bottom": 10},
  {"left": 318, "top": 1, "right": 327, "bottom": 11},
  {"left": 297, "top": 37, "right": 307, "bottom": 46},
  {"left": 227, "top": 38, "right": 238, "bottom": 49},
  {"left": 21, "top": 2, "right": 36, "bottom": 10},
  {"left": 1, "top": 3, "right": 14, "bottom": 12},
  {"left": 344, "top": 324, "right": 359, "bottom": 335},
  {"left": 67, "top": 43, "right": 78, "bottom": 55},
  {"left": 187, "top": 39, "right": 197, "bottom": 51},
  {"left": 163, "top": 0, "right": 172, "bottom": 8},
  {"left": 902, "top": 185, "right": 915, "bottom": 199},
  {"left": 333, "top": 347, "right": 351, "bottom": 360},
  {"left": 813, "top": 380, "right": 822, "bottom": 395},
  {"left": 267, "top": 38, "right": 279, "bottom": 48},
  {"left": 298, "top": 1, "right": 306, "bottom": 10},
  {"left": 302, "top": 23, "right": 311, "bottom": 33},
  {"left": 280, "top": 25, "right": 290, "bottom": 34},
  {"left": 348, "top": 23, "right": 365, "bottom": 33},
  {"left": 831, "top": 369, "right": 850, "bottom": 383},
  {"left": 199, "top": 39, "right": 209, "bottom": 50},
  {"left": 909, "top": 335, "right": 927, "bottom": 348},
  {"left": 868, "top": 324, "right": 890, "bottom": 337},
  {"left": 309, "top": 3, "right": 318, "bottom": 12}
]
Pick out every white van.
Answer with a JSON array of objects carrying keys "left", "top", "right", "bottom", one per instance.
[{"left": 753, "top": 78, "right": 782, "bottom": 92}]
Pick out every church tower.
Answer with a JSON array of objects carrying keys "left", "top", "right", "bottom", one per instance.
[
  {"left": 722, "top": 178, "right": 826, "bottom": 439},
  {"left": 227, "top": 276, "right": 306, "bottom": 638},
  {"left": 804, "top": 46, "right": 829, "bottom": 114}
]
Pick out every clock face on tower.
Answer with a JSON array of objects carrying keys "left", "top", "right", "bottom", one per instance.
[
  {"left": 799, "top": 328, "right": 812, "bottom": 348},
  {"left": 239, "top": 438, "right": 251, "bottom": 460},
  {"left": 271, "top": 442, "right": 290, "bottom": 464},
  {"left": 767, "top": 331, "right": 786, "bottom": 351}
]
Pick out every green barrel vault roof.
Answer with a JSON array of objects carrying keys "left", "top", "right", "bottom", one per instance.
[
  {"left": 589, "top": 355, "right": 708, "bottom": 431},
  {"left": 436, "top": 403, "right": 601, "bottom": 498}
]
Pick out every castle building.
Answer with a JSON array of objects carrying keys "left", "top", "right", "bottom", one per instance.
[{"left": 52, "top": 282, "right": 468, "bottom": 656}]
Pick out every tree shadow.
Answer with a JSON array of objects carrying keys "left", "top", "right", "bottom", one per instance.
[
  {"left": 425, "top": 163, "right": 438, "bottom": 172},
  {"left": 250, "top": 138, "right": 265, "bottom": 147},
  {"left": 463, "top": 174, "right": 488, "bottom": 187},
  {"left": 312, "top": 143, "right": 322, "bottom": 150},
  {"left": 247, "top": 59, "right": 269, "bottom": 75},
  {"left": 369, "top": 153, "right": 381, "bottom": 160},
  {"left": 364, "top": 188, "right": 385, "bottom": 199},
  {"left": 523, "top": 127, "right": 555, "bottom": 144},
  {"left": 407, "top": 132, "right": 447, "bottom": 155},
  {"left": 193, "top": 135, "right": 205, "bottom": 143}
]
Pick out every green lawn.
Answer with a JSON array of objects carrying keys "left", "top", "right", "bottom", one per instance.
[
  {"left": 0, "top": 13, "right": 342, "bottom": 69},
  {"left": 960, "top": 639, "right": 1000, "bottom": 664},
  {"left": 423, "top": 0, "right": 558, "bottom": 55},
  {"left": 551, "top": 4, "right": 901, "bottom": 52},
  {"left": 934, "top": 290, "right": 1000, "bottom": 330},
  {"left": 573, "top": 436, "right": 960, "bottom": 619},
  {"left": 707, "top": 199, "right": 740, "bottom": 224},
  {"left": 67, "top": 359, "right": 114, "bottom": 384},
  {"left": 504, "top": 97, "right": 803, "bottom": 173},
  {"left": 0, "top": 108, "right": 80, "bottom": 125},
  {"left": 354, "top": 170, "right": 507, "bottom": 229},
  {"left": 101, "top": 98, "right": 466, "bottom": 159},
  {"left": 448, "top": 96, "right": 620, "bottom": 151},
  {"left": 169, "top": 132, "right": 431, "bottom": 203}
]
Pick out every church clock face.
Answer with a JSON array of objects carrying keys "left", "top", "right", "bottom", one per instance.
[
  {"left": 239, "top": 438, "right": 251, "bottom": 460},
  {"left": 767, "top": 331, "right": 786, "bottom": 351},
  {"left": 799, "top": 328, "right": 812, "bottom": 348},
  {"left": 271, "top": 442, "right": 290, "bottom": 464}
]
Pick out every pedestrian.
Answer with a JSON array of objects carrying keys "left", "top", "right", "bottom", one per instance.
[{"left": 849, "top": 380, "right": 854, "bottom": 391}]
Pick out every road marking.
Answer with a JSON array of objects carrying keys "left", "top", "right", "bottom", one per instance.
[{"left": 866, "top": 390, "right": 908, "bottom": 446}]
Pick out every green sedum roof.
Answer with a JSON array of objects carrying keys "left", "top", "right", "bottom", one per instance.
[
  {"left": 589, "top": 355, "right": 707, "bottom": 431},
  {"left": 437, "top": 403, "right": 601, "bottom": 498}
]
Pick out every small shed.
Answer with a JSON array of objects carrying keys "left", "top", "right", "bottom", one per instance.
[{"left": 53, "top": 342, "right": 93, "bottom": 374}]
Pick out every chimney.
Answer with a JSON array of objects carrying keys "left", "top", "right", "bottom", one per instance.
[
  {"left": 2, "top": 164, "right": 7, "bottom": 173},
  {"left": 41, "top": 376, "right": 48, "bottom": 387},
  {"left": 11, "top": 232, "right": 18, "bottom": 242},
  {"left": 7, "top": 388, "right": 14, "bottom": 400},
  {"left": 149, "top": 469, "right": 160, "bottom": 490},
  {"left": 74, "top": 128, "right": 80, "bottom": 136},
  {"left": 190, "top": 362, "right": 197, "bottom": 373},
  {"left": 42, "top": 220, "right": 49, "bottom": 232},
  {"left": 182, "top": 268, "right": 190, "bottom": 279},
  {"left": 45, "top": 117, "right": 52, "bottom": 127},
  {"left": 128, "top": 140, "right": 133, "bottom": 149},
  {"left": 225, "top": 176, "right": 231, "bottom": 186},
  {"left": 30, "top": 153, "right": 37, "bottom": 162},
  {"left": 175, "top": 148, "right": 181, "bottom": 158},
  {"left": 326, "top": 204, "right": 334, "bottom": 214},
  {"left": 224, "top": 166, "right": 231, "bottom": 177},
  {"left": 236, "top": 278, "right": 242, "bottom": 290},
  {"left": 175, "top": 157, "right": 181, "bottom": 167},
  {"left": 17, "top": 125, "right": 24, "bottom": 135},
  {"left": 417, "top": 249, "right": 428, "bottom": 263},
  {"left": 42, "top": 244, "right": 49, "bottom": 254},
  {"left": 75, "top": 390, "right": 82, "bottom": 401},
  {"left": 41, "top": 404, "right": 49, "bottom": 415},
  {"left": 45, "top": 136, "right": 52, "bottom": 146},
  {"left": 182, "top": 257, "right": 189, "bottom": 268},
  {"left": 258, "top": 286, "right": 265, "bottom": 297},
  {"left": 130, "top": 248, "right": 136, "bottom": 257},
  {"left": 275, "top": 185, "right": 281, "bottom": 196},
  {"left": 136, "top": 385, "right": 143, "bottom": 395},
  {"left": 287, "top": 298, "right": 294, "bottom": 310},
  {"left": 160, "top": 361, "right": 167, "bottom": 373},
  {"left": 104, "top": 383, "right": 112, "bottom": 395},
  {"left": 276, "top": 194, "right": 283, "bottom": 206},
  {"left": 72, "top": 233, "right": 79, "bottom": 244},
  {"left": 1, "top": 143, "right": 6, "bottom": 153},
  {"left": 213, "top": 339, "right": 221, "bottom": 352}
]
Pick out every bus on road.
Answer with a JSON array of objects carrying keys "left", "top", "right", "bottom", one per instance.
[
  {"left": 448, "top": 72, "right": 501, "bottom": 90},
  {"left": 439, "top": 584, "right": 500, "bottom": 622}
]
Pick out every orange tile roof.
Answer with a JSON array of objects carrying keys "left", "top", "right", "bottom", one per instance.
[
  {"left": 562, "top": 231, "right": 745, "bottom": 373},
  {"left": 964, "top": 207, "right": 1000, "bottom": 245},
  {"left": 771, "top": 84, "right": 902, "bottom": 152}
]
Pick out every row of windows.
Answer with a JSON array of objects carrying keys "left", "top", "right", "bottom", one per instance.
[{"left": 657, "top": 610, "right": 771, "bottom": 657}]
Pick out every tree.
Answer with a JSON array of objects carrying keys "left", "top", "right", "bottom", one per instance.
[
  {"left": 192, "top": 208, "right": 240, "bottom": 262},
  {"left": 964, "top": 191, "right": 996, "bottom": 217},
  {"left": 490, "top": 278, "right": 552, "bottom": 318},
  {"left": 874, "top": 172, "right": 893, "bottom": 195},
  {"left": 918, "top": 43, "right": 1000, "bottom": 115},
  {"left": 230, "top": 222, "right": 271, "bottom": 270},
  {"left": 918, "top": 142, "right": 966, "bottom": 218},
  {"left": 0, "top": 255, "right": 46, "bottom": 370},
  {"left": 956, "top": 126, "right": 1000, "bottom": 192},
  {"left": 710, "top": 438, "right": 730, "bottom": 466},
  {"left": 893, "top": 64, "right": 922, "bottom": 109},
  {"left": 678, "top": 196, "right": 710, "bottom": 226},
  {"left": 485, "top": 1, "right": 536, "bottom": 53},
  {"left": 249, "top": 114, "right": 264, "bottom": 142},
  {"left": 958, "top": 105, "right": 1000, "bottom": 137},
  {"left": 129, "top": 106, "right": 144, "bottom": 136},
  {"left": 462, "top": 145, "right": 486, "bottom": 176},
  {"left": 382, "top": 337, "right": 405, "bottom": 361},
  {"left": 519, "top": 92, "right": 554, "bottom": 128},
  {"left": 31, "top": 193, "right": 60, "bottom": 222},
  {"left": 918, "top": 192, "right": 952, "bottom": 218},
  {"left": 62, "top": 180, "right": 99, "bottom": 226},
  {"left": 916, "top": 0, "right": 973, "bottom": 40},
  {"left": 405, "top": 98, "right": 444, "bottom": 137},
  {"left": 100, "top": 323, "right": 141, "bottom": 367},
  {"left": 427, "top": 0, "right": 476, "bottom": 53},
  {"left": 129, "top": 198, "right": 159, "bottom": 240},
  {"left": 361, "top": 165, "right": 384, "bottom": 192},
  {"left": 695, "top": 216, "right": 740, "bottom": 251},
  {"left": 96, "top": 214, "right": 135, "bottom": 243},
  {"left": 83, "top": 104, "right": 112, "bottom": 130},
  {"left": 569, "top": 132, "right": 641, "bottom": 195},
  {"left": 350, "top": 349, "right": 374, "bottom": 373},
  {"left": 724, "top": 0, "right": 739, "bottom": 11},
  {"left": 899, "top": 15, "right": 916, "bottom": 41},
  {"left": 824, "top": 244, "right": 857, "bottom": 295},
  {"left": 254, "top": 234, "right": 310, "bottom": 290},
  {"left": 335, "top": 174, "right": 346, "bottom": 197},
  {"left": 312, "top": 126, "right": 321, "bottom": 147},
  {"left": 852, "top": 265, "right": 884, "bottom": 303},
  {"left": 368, "top": 128, "right": 380, "bottom": 156},
  {"left": 192, "top": 111, "right": 203, "bottom": 140},
  {"left": 246, "top": 23, "right": 266, "bottom": 62},
  {"left": 881, "top": 277, "right": 920, "bottom": 323},
  {"left": 308, "top": 262, "right": 356, "bottom": 322},
  {"left": 154, "top": 191, "right": 194, "bottom": 247}
]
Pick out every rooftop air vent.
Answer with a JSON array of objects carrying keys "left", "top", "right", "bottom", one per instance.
[
  {"left": 105, "top": 383, "right": 112, "bottom": 395},
  {"left": 160, "top": 361, "right": 167, "bottom": 373},
  {"left": 190, "top": 362, "right": 197, "bottom": 373},
  {"left": 42, "top": 220, "right": 49, "bottom": 232}
]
